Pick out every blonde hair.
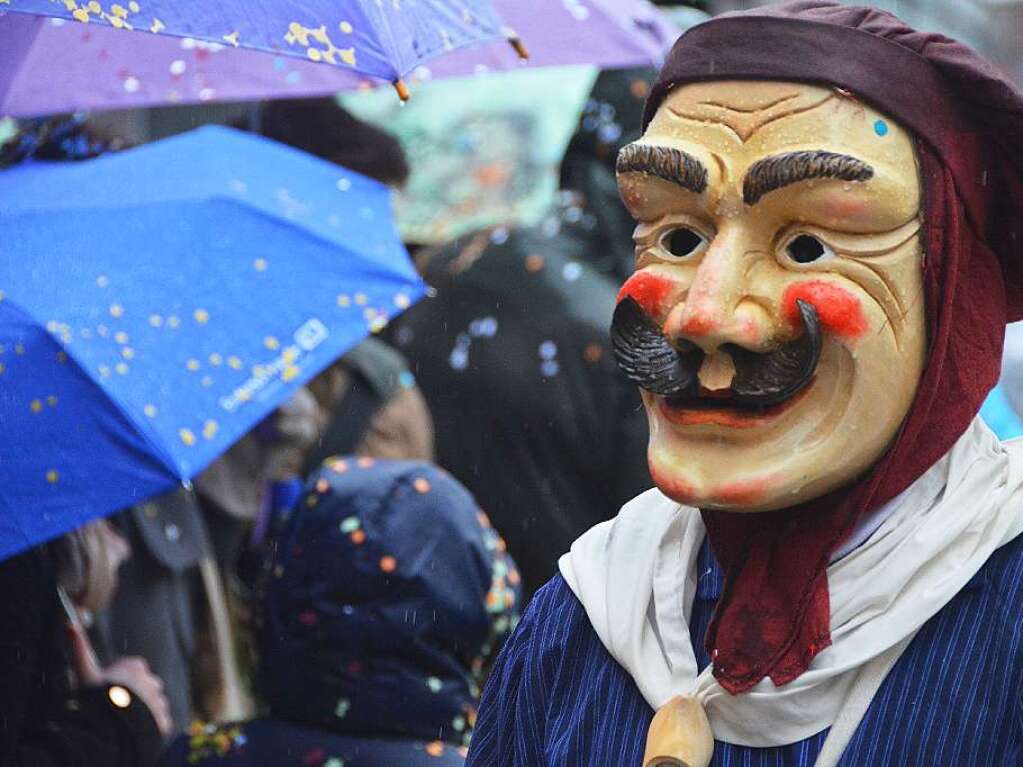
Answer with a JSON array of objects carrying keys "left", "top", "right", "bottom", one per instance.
[{"left": 55, "top": 518, "right": 129, "bottom": 614}]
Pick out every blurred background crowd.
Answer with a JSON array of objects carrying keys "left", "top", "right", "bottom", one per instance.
[{"left": 1, "top": 1, "right": 1021, "bottom": 765}]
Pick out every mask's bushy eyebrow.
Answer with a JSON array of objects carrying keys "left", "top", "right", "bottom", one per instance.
[
  {"left": 743, "top": 151, "right": 873, "bottom": 205},
  {"left": 616, "top": 143, "right": 708, "bottom": 195}
]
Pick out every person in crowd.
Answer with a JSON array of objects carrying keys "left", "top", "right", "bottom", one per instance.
[
  {"left": 162, "top": 459, "right": 519, "bottom": 766},
  {"left": 195, "top": 388, "right": 323, "bottom": 572},
  {"left": 467, "top": 3, "right": 1023, "bottom": 765},
  {"left": 258, "top": 97, "right": 410, "bottom": 189},
  {"left": 199, "top": 96, "right": 427, "bottom": 560},
  {"left": 304, "top": 337, "right": 434, "bottom": 471},
  {"left": 192, "top": 100, "right": 428, "bottom": 713},
  {"left": 257, "top": 99, "right": 433, "bottom": 474},
  {"left": 388, "top": 68, "right": 658, "bottom": 596},
  {"left": 93, "top": 487, "right": 246, "bottom": 737},
  {"left": 0, "top": 113, "right": 222, "bottom": 743},
  {"left": 0, "top": 518, "right": 170, "bottom": 765}
]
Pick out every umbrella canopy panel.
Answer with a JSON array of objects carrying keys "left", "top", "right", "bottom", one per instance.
[
  {"left": 0, "top": 0, "right": 678, "bottom": 118},
  {"left": 0, "top": 126, "right": 424, "bottom": 559},
  {"left": 0, "top": 299, "right": 180, "bottom": 557},
  {"left": 3, "top": 0, "right": 506, "bottom": 81}
]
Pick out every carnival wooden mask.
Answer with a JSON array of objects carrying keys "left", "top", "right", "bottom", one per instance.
[{"left": 614, "top": 81, "right": 926, "bottom": 511}]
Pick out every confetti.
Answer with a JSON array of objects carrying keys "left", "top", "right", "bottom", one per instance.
[{"left": 425, "top": 741, "right": 445, "bottom": 756}]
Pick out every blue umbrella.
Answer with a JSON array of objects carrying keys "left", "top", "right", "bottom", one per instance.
[
  {"left": 3, "top": 0, "right": 516, "bottom": 97},
  {"left": 0, "top": 125, "right": 425, "bottom": 560}
]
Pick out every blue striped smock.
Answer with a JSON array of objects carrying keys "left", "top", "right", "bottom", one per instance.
[{"left": 466, "top": 534, "right": 1023, "bottom": 766}]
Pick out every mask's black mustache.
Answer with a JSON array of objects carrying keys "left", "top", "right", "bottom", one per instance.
[
  {"left": 610, "top": 296, "right": 822, "bottom": 408},
  {"left": 727, "top": 300, "right": 821, "bottom": 407},
  {"left": 610, "top": 296, "right": 701, "bottom": 397}
]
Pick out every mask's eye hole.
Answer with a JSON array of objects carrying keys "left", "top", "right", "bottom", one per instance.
[
  {"left": 659, "top": 227, "right": 706, "bottom": 261},
  {"left": 784, "top": 234, "right": 835, "bottom": 265}
]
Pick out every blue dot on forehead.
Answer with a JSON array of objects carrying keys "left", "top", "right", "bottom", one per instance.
[{"left": 874, "top": 119, "right": 889, "bottom": 137}]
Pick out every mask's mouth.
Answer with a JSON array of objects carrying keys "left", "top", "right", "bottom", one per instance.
[{"left": 610, "top": 296, "right": 822, "bottom": 414}]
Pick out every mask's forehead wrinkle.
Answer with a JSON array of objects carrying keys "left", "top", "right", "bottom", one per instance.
[
  {"left": 658, "top": 82, "right": 835, "bottom": 144},
  {"left": 698, "top": 92, "right": 800, "bottom": 115}
]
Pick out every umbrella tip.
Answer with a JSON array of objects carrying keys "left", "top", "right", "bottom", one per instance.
[
  {"left": 393, "top": 79, "right": 411, "bottom": 102},
  {"left": 508, "top": 35, "right": 529, "bottom": 61}
]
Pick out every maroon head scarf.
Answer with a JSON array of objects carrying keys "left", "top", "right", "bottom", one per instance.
[{"left": 641, "top": 1, "right": 1023, "bottom": 694}]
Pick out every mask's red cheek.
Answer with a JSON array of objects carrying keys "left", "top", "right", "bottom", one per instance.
[
  {"left": 617, "top": 272, "right": 676, "bottom": 317},
  {"left": 782, "top": 280, "right": 868, "bottom": 340}
]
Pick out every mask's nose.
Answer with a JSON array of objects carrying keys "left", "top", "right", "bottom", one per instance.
[{"left": 663, "top": 227, "right": 763, "bottom": 354}]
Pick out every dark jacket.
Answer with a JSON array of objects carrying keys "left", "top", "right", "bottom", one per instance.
[
  {"left": 389, "top": 69, "right": 658, "bottom": 596},
  {"left": 94, "top": 488, "right": 210, "bottom": 737}
]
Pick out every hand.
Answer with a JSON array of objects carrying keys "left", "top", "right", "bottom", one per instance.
[{"left": 68, "top": 623, "right": 174, "bottom": 736}]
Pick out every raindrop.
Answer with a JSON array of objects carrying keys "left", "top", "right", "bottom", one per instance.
[
  {"left": 469, "top": 316, "right": 498, "bottom": 338},
  {"left": 561, "top": 262, "right": 583, "bottom": 282},
  {"left": 541, "top": 217, "right": 561, "bottom": 237},
  {"left": 449, "top": 347, "right": 469, "bottom": 371}
]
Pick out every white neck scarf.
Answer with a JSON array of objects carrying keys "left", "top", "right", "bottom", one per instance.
[{"left": 559, "top": 417, "right": 1023, "bottom": 746}]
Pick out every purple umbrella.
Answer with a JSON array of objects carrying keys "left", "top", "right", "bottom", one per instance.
[{"left": 0, "top": 1, "right": 677, "bottom": 118}]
